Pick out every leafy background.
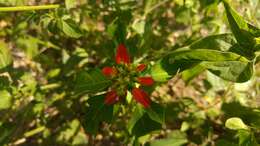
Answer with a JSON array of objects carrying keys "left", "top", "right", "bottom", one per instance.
[{"left": 0, "top": 0, "right": 260, "bottom": 146}]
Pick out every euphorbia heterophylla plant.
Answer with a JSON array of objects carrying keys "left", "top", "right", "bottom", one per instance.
[
  {"left": 102, "top": 44, "right": 154, "bottom": 108},
  {"left": 1, "top": 1, "right": 260, "bottom": 146}
]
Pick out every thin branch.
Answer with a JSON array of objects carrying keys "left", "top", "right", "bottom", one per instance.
[{"left": 0, "top": 5, "right": 59, "bottom": 12}]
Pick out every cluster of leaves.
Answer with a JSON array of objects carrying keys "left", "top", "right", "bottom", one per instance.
[{"left": 0, "top": 0, "right": 260, "bottom": 146}]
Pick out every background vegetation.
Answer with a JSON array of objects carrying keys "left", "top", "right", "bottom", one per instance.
[{"left": 0, "top": 0, "right": 260, "bottom": 146}]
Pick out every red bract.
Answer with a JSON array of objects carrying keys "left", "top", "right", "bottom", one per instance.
[
  {"left": 115, "top": 44, "right": 130, "bottom": 64},
  {"left": 102, "top": 67, "right": 117, "bottom": 77},
  {"left": 131, "top": 88, "right": 150, "bottom": 108},
  {"left": 136, "top": 64, "right": 146, "bottom": 72},
  {"left": 105, "top": 90, "right": 119, "bottom": 105},
  {"left": 137, "top": 77, "right": 154, "bottom": 86},
  {"left": 102, "top": 43, "right": 154, "bottom": 108}
]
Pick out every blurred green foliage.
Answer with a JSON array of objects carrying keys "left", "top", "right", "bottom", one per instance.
[{"left": 0, "top": 0, "right": 260, "bottom": 146}]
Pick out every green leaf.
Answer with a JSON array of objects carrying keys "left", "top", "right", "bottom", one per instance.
[
  {"left": 150, "top": 60, "right": 172, "bottom": 82},
  {"left": 149, "top": 130, "right": 188, "bottom": 146},
  {"left": 74, "top": 69, "right": 111, "bottom": 94},
  {"left": 222, "top": 102, "right": 260, "bottom": 129},
  {"left": 238, "top": 130, "right": 259, "bottom": 146},
  {"left": 200, "top": 60, "right": 253, "bottom": 83},
  {"left": 131, "top": 114, "right": 161, "bottom": 137},
  {"left": 223, "top": 1, "right": 260, "bottom": 38},
  {"left": 181, "top": 64, "right": 205, "bottom": 83},
  {"left": 149, "top": 137, "right": 187, "bottom": 146},
  {"left": 56, "top": 119, "right": 88, "bottom": 145},
  {"left": 216, "top": 139, "right": 238, "bottom": 146},
  {"left": 128, "top": 106, "right": 162, "bottom": 137},
  {"left": 0, "top": 41, "right": 12, "bottom": 70},
  {"left": 107, "top": 18, "right": 118, "bottom": 38},
  {"left": 57, "top": 119, "right": 80, "bottom": 142},
  {"left": 0, "top": 76, "right": 10, "bottom": 90},
  {"left": 222, "top": 1, "right": 260, "bottom": 56},
  {"left": 132, "top": 19, "right": 145, "bottom": 35},
  {"left": 65, "top": 0, "right": 77, "bottom": 9},
  {"left": 83, "top": 95, "right": 114, "bottom": 134},
  {"left": 0, "top": 122, "right": 16, "bottom": 145},
  {"left": 108, "top": 10, "right": 131, "bottom": 43},
  {"left": 188, "top": 33, "right": 254, "bottom": 58},
  {"left": 128, "top": 106, "right": 145, "bottom": 133},
  {"left": 16, "top": 36, "right": 39, "bottom": 59},
  {"left": 151, "top": 49, "right": 252, "bottom": 83},
  {"left": 146, "top": 102, "right": 165, "bottom": 124},
  {"left": 0, "top": 90, "right": 12, "bottom": 110},
  {"left": 189, "top": 33, "right": 236, "bottom": 51},
  {"left": 181, "top": 34, "right": 239, "bottom": 82},
  {"left": 59, "top": 19, "right": 82, "bottom": 38},
  {"left": 225, "top": 117, "right": 249, "bottom": 130}
]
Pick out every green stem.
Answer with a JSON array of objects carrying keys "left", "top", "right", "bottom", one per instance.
[
  {"left": 40, "top": 83, "right": 61, "bottom": 90},
  {"left": 0, "top": 5, "right": 59, "bottom": 12},
  {"left": 24, "top": 126, "right": 46, "bottom": 138}
]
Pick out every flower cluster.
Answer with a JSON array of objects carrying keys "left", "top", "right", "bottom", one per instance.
[{"left": 102, "top": 44, "right": 154, "bottom": 108}]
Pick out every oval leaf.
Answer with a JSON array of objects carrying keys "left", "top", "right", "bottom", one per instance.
[{"left": 225, "top": 117, "right": 249, "bottom": 130}]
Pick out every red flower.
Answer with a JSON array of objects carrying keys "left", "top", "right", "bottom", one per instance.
[
  {"left": 102, "top": 43, "right": 154, "bottom": 108},
  {"left": 137, "top": 77, "right": 154, "bottom": 86},
  {"left": 132, "top": 88, "right": 150, "bottom": 108},
  {"left": 105, "top": 90, "right": 119, "bottom": 105},
  {"left": 102, "top": 67, "right": 117, "bottom": 77},
  {"left": 115, "top": 44, "right": 130, "bottom": 64}
]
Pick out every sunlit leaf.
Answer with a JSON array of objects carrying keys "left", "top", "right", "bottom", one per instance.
[
  {"left": 152, "top": 49, "right": 252, "bottom": 83},
  {"left": 65, "top": 0, "right": 77, "bottom": 9},
  {"left": 0, "top": 90, "right": 12, "bottom": 110},
  {"left": 225, "top": 117, "right": 249, "bottom": 130},
  {"left": 149, "top": 130, "right": 188, "bottom": 146},
  {"left": 223, "top": 1, "right": 260, "bottom": 57},
  {"left": 0, "top": 41, "right": 12, "bottom": 70},
  {"left": 59, "top": 19, "right": 82, "bottom": 38}
]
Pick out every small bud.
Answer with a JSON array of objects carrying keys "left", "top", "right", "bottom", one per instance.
[
  {"left": 137, "top": 77, "right": 154, "bottom": 86},
  {"left": 131, "top": 88, "right": 150, "bottom": 108},
  {"left": 136, "top": 64, "right": 146, "bottom": 72}
]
